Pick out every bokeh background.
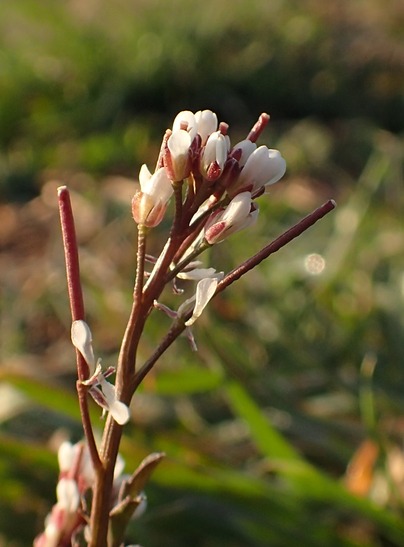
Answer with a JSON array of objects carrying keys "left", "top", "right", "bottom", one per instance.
[{"left": 1, "top": 0, "right": 404, "bottom": 545}]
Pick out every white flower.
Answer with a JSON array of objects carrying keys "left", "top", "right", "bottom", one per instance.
[
  {"left": 231, "top": 139, "right": 257, "bottom": 167},
  {"left": 172, "top": 110, "right": 198, "bottom": 141},
  {"left": 177, "top": 276, "right": 222, "bottom": 327},
  {"left": 200, "top": 131, "right": 229, "bottom": 181},
  {"left": 177, "top": 262, "right": 221, "bottom": 281},
  {"left": 166, "top": 130, "right": 193, "bottom": 181},
  {"left": 154, "top": 270, "right": 223, "bottom": 350},
  {"left": 132, "top": 165, "right": 173, "bottom": 227},
  {"left": 232, "top": 145, "right": 286, "bottom": 196},
  {"left": 71, "top": 320, "right": 130, "bottom": 425},
  {"left": 71, "top": 320, "right": 95, "bottom": 367},
  {"left": 56, "top": 478, "right": 80, "bottom": 513},
  {"left": 203, "top": 192, "right": 259, "bottom": 244},
  {"left": 195, "top": 110, "right": 218, "bottom": 145},
  {"left": 58, "top": 441, "right": 95, "bottom": 488},
  {"left": 96, "top": 374, "right": 130, "bottom": 425}
]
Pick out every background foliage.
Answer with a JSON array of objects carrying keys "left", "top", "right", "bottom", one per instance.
[{"left": 0, "top": 0, "right": 403, "bottom": 545}]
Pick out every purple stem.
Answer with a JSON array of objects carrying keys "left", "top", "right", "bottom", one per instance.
[
  {"left": 216, "top": 199, "right": 336, "bottom": 294},
  {"left": 57, "top": 186, "right": 101, "bottom": 471},
  {"left": 135, "top": 199, "right": 336, "bottom": 386}
]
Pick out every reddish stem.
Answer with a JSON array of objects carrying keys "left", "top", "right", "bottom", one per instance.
[
  {"left": 216, "top": 199, "right": 336, "bottom": 294},
  {"left": 57, "top": 188, "right": 85, "bottom": 327},
  {"left": 135, "top": 199, "right": 336, "bottom": 384},
  {"left": 57, "top": 186, "right": 101, "bottom": 472},
  {"left": 247, "top": 113, "right": 270, "bottom": 143}
]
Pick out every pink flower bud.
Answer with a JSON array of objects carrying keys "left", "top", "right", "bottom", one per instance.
[
  {"left": 204, "top": 192, "right": 259, "bottom": 244},
  {"left": 132, "top": 165, "right": 173, "bottom": 227},
  {"left": 231, "top": 139, "right": 257, "bottom": 167},
  {"left": 166, "top": 129, "right": 193, "bottom": 181},
  {"left": 200, "top": 131, "right": 229, "bottom": 181}
]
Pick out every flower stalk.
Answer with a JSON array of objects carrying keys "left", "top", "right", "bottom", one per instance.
[{"left": 39, "top": 110, "right": 336, "bottom": 547}]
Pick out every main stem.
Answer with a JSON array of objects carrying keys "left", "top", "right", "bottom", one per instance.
[
  {"left": 87, "top": 192, "right": 336, "bottom": 546},
  {"left": 89, "top": 224, "right": 149, "bottom": 546}
]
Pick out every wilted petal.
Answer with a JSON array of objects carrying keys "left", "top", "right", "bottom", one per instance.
[
  {"left": 185, "top": 277, "right": 220, "bottom": 326},
  {"left": 177, "top": 295, "right": 196, "bottom": 320},
  {"left": 98, "top": 377, "right": 130, "bottom": 425},
  {"left": 114, "top": 453, "right": 125, "bottom": 480},
  {"left": 109, "top": 400, "right": 130, "bottom": 425},
  {"left": 71, "top": 320, "right": 95, "bottom": 367},
  {"left": 177, "top": 267, "right": 220, "bottom": 281}
]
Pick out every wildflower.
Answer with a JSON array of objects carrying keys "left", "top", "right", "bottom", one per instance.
[
  {"left": 176, "top": 261, "right": 220, "bottom": 281},
  {"left": 71, "top": 320, "right": 130, "bottom": 425},
  {"left": 203, "top": 192, "right": 259, "bottom": 245},
  {"left": 229, "top": 145, "right": 286, "bottom": 197},
  {"left": 180, "top": 276, "right": 221, "bottom": 326},
  {"left": 82, "top": 362, "right": 130, "bottom": 425},
  {"left": 132, "top": 165, "right": 173, "bottom": 227},
  {"left": 195, "top": 109, "right": 218, "bottom": 145},
  {"left": 34, "top": 479, "right": 82, "bottom": 547},
  {"left": 35, "top": 440, "right": 127, "bottom": 547},
  {"left": 231, "top": 139, "right": 257, "bottom": 167},
  {"left": 154, "top": 271, "right": 223, "bottom": 350},
  {"left": 165, "top": 109, "right": 227, "bottom": 181},
  {"left": 172, "top": 110, "right": 198, "bottom": 141},
  {"left": 58, "top": 440, "right": 94, "bottom": 490},
  {"left": 200, "top": 130, "right": 229, "bottom": 181}
]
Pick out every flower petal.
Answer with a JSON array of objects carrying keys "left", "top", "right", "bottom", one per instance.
[
  {"left": 185, "top": 277, "right": 220, "bottom": 326},
  {"left": 99, "top": 377, "right": 130, "bottom": 425},
  {"left": 71, "top": 320, "right": 95, "bottom": 367},
  {"left": 177, "top": 267, "right": 220, "bottom": 280},
  {"left": 195, "top": 110, "right": 218, "bottom": 144},
  {"left": 172, "top": 110, "right": 197, "bottom": 140},
  {"left": 56, "top": 478, "right": 80, "bottom": 512},
  {"left": 109, "top": 400, "right": 130, "bottom": 425}
]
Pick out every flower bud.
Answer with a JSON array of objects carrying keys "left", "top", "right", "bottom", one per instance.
[
  {"left": 172, "top": 110, "right": 197, "bottom": 141},
  {"left": 231, "top": 139, "right": 257, "bottom": 167},
  {"left": 230, "top": 146, "right": 286, "bottom": 197},
  {"left": 204, "top": 192, "right": 259, "bottom": 244},
  {"left": 200, "top": 131, "right": 228, "bottom": 181},
  {"left": 166, "top": 129, "right": 193, "bottom": 181},
  {"left": 132, "top": 165, "right": 173, "bottom": 227},
  {"left": 195, "top": 110, "right": 218, "bottom": 145}
]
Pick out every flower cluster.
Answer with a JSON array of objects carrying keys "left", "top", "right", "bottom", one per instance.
[
  {"left": 51, "top": 109, "right": 297, "bottom": 546},
  {"left": 132, "top": 110, "right": 286, "bottom": 231},
  {"left": 132, "top": 110, "right": 286, "bottom": 337},
  {"left": 34, "top": 440, "right": 125, "bottom": 547}
]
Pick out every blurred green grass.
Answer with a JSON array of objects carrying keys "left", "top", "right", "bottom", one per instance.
[{"left": 1, "top": 0, "right": 404, "bottom": 545}]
